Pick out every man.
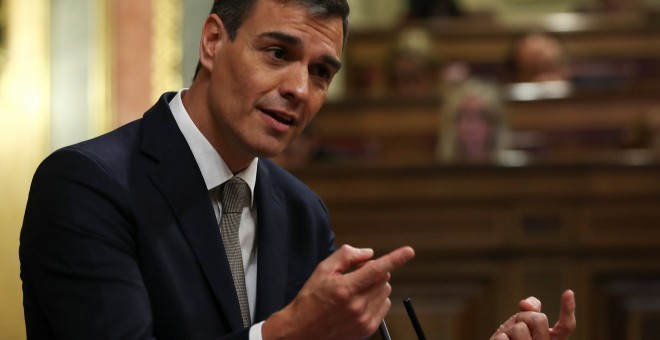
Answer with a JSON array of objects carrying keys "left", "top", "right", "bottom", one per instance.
[
  {"left": 505, "top": 31, "right": 571, "bottom": 84},
  {"left": 20, "top": 0, "right": 575, "bottom": 339}
]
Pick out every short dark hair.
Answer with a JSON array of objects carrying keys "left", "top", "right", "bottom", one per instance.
[{"left": 193, "top": 0, "right": 350, "bottom": 80}]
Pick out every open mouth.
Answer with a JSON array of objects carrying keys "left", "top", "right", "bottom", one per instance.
[{"left": 261, "top": 109, "right": 295, "bottom": 126}]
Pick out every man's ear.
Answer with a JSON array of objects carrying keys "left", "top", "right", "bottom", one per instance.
[{"left": 199, "top": 14, "right": 226, "bottom": 73}]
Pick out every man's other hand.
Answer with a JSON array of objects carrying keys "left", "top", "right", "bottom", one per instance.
[{"left": 491, "top": 290, "right": 576, "bottom": 340}]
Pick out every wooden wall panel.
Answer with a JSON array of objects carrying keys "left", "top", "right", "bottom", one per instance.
[{"left": 294, "top": 164, "right": 660, "bottom": 339}]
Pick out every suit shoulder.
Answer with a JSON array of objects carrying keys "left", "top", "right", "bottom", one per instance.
[
  {"left": 33, "top": 119, "right": 143, "bottom": 188},
  {"left": 53, "top": 119, "right": 141, "bottom": 165},
  {"left": 72, "top": 119, "right": 142, "bottom": 157}
]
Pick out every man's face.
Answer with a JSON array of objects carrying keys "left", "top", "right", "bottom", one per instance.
[
  {"left": 205, "top": 0, "right": 343, "bottom": 165},
  {"left": 515, "top": 34, "right": 566, "bottom": 83}
]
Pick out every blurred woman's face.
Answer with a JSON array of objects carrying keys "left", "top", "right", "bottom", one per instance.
[{"left": 455, "top": 96, "right": 495, "bottom": 161}]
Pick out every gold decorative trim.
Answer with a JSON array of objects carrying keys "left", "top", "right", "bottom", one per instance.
[
  {"left": 0, "top": 0, "right": 50, "bottom": 336},
  {"left": 90, "top": 0, "right": 112, "bottom": 134},
  {"left": 152, "top": 0, "right": 183, "bottom": 100},
  {"left": 0, "top": 0, "right": 6, "bottom": 70}
]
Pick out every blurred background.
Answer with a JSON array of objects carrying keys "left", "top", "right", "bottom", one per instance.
[{"left": 2, "top": 0, "right": 660, "bottom": 339}]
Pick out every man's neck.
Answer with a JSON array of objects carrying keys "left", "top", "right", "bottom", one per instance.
[{"left": 181, "top": 84, "right": 255, "bottom": 174}]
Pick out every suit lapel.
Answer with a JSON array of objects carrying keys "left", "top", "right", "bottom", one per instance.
[
  {"left": 254, "top": 162, "right": 289, "bottom": 322},
  {"left": 141, "top": 93, "right": 245, "bottom": 331}
]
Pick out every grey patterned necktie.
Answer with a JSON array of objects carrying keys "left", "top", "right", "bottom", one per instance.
[{"left": 218, "top": 177, "right": 251, "bottom": 328}]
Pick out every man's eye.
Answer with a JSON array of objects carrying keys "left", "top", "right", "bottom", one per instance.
[
  {"left": 312, "top": 65, "right": 331, "bottom": 81},
  {"left": 269, "top": 48, "right": 286, "bottom": 60}
]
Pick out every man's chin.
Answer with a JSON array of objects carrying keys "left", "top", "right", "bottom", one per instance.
[
  {"left": 246, "top": 135, "right": 294, "bottom": 159},
  {"left": 254, "top": 145, "right": 287, "bottom": 160}
]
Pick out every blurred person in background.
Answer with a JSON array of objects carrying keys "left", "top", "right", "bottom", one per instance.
[
  {"left": 504, "top": 31, "right": 574, "bottom": 100},
  {"left": 387, "top": 25, "right": 472, "bottom": 98},
  {"left": 505, "top": 31, "right": 571, "bottom": 84},
  {"left": 387, "top": 26, "right": 439, "bottom": 98},
  {"left": 436, "top": 78, "right": 517, "bottom": 164}
]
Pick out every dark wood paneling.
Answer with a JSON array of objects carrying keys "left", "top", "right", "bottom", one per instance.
[{"left": 293, "top": 163, "right": 660, "bottom": 339}]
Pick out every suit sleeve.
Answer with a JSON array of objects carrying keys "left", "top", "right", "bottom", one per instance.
[
  {"left": 20, "top": 148, "right": 158, "bottom": 339},
  {"left": 19, "top": 148, "right": 251, "bottom": 340}
]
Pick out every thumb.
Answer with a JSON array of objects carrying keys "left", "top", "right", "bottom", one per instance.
[
  {"left": 551, "top": 290, "right": 576, "bottom": 340},
  {"left": 325, "top": 244, "right": 374, "bottom": 275}
]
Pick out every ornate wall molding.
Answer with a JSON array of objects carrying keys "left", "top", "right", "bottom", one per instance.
[
  {"left": 90, "top": 0, "right": 112, "bottom": 136},
  {"left": 0, "top": 0, "right": 6, "bottom": 70},
  {"left": 152, "top": 0, "right": 182, "bottom": 99}
]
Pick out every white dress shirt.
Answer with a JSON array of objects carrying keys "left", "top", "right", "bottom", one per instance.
[{"left": 169, "top": 89, "right": 265, "bottom": 338}]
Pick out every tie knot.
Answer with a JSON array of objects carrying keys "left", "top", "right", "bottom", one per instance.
[{"left": 219, "top": 177, "right": 250, "bottom": 214}]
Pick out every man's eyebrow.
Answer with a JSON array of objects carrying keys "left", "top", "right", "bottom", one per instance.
[
  {"left": 261, "top": 31, "right": 342, "bottom": 71},
  {"left": 262, "top": 31, "right": 302, "bottom": 47},
  {"left": 261, "top": 31, "right": 302, "bottom": 46},
  {"left": 322, "top": 55, "right": 342, "bottom": 72}
]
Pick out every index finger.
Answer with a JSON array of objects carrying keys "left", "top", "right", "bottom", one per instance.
[
  {"left": 519, "top": 296, "right": 542, "bottom": 313},
  {"left": 346, "top": 246, "right": 415, "bottom": 292},
  {"left": 515, "top": 311, "right": 550, "bottom": 339}
]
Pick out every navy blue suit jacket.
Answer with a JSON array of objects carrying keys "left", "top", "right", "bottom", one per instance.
[{"left": 20, "top": 92, "right": 336, "bottom": 339}]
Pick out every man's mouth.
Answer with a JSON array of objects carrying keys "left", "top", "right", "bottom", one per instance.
[{"left": 261, "top": 108, "right": 295, "bottom": 126}]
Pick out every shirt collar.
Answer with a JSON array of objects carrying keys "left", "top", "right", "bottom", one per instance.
[{"left": 169, "top": 89, "right": 258, "bottom": 207}]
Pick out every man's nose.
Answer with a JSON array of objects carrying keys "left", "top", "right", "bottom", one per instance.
[{"left": 280, "top": 64, "right": 310, "bottom": 102}]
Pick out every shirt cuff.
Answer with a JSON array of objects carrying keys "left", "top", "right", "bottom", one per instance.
[{"left": 249, "top": 321, "right": 265, "bottom": 340}]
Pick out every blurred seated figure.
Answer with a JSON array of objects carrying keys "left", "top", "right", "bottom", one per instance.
[
  {"left": 436, "top": 78, "right": 524, "bottom": 165},
  {"left": 505, "top": 31, "right": 570, "bottom": 83},
  {"left": 387, "top": 26, "right": 438, "bottom": 98},
  {"left": 621, "top": 108, "right": 660, "bottom": 164},
  {"left": 504, "top": 31, "right": 573, "bottom": 100}
]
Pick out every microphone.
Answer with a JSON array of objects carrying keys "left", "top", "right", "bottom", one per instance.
[
  {"left": 378, "top": 320, "right": 392, "bottom": 340},
  {"left": 403, "top": 298, "right": 427, "bottom": 340}
]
